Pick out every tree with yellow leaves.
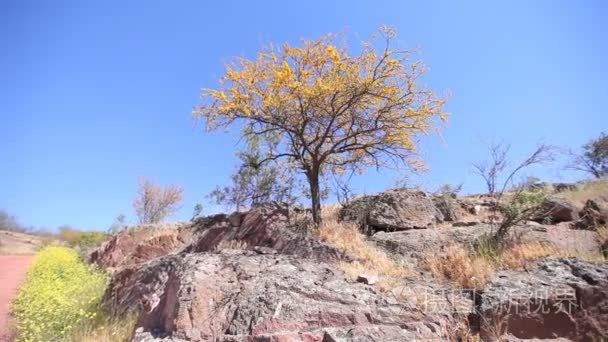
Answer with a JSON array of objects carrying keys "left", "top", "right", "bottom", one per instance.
[{"left": 195, "top": 26, "right": 448, "bottom": 224}]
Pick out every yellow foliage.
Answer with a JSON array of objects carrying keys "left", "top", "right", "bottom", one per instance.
[
  {"left": 195, "top": 27, "right": 448, "bottom": 173},
  {"left": 12, "top": 246, "right": 109, "bottom": 342}
]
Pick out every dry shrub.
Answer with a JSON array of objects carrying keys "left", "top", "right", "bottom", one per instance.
[
  {"left": 428, "top": 245, "right": 495, "bottom": 289},
  {"left": 133, "top": 178, "right": 184, "bottom": 224},
  {"left": 446, "top": 320, "right": 483, "bottom": 342},
  {"left": 316, "top": 205, "right": 412, "bottom": 290}
]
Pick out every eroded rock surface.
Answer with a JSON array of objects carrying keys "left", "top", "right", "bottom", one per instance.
[
  {"left": 479, "top": 257, "right": 608, "bottom": 341},
  {"left": 105, "top": 251, "right": 455, "bottom": 342},
  {"left": 91, "top": 205, "right": 343, "bottom": 269}
]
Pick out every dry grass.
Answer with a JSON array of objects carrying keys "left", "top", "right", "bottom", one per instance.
[
  {"left": 215, "top": 239, "right": 249, "bottom": 251},
  {"left": 597, "top": 225, "right": 608, "bottom": 245},
  {"left": 316, "top": 204, "right": 412, "bottom": 290},
  {"left": 68, "top": 314, "right": 137, "bottom": 342},
  {"left": 500, "top": 242, "right": 558, "bottom": 269},
  {"left": 428, "top": 245, "right": 495, "bottom": 289},
  {"left": 557, "top": 179, "right": 608, "bottom": 207},
  {"left": 446, "top": 320, "right": 483, "bottom": 342},
  {"left": 429, "top": 239, "right": 606, "bottom": 289}
]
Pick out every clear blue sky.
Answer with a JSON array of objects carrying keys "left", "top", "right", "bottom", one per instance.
[{"left": 1, "top": 1, "right": 606, "bottom": 230}]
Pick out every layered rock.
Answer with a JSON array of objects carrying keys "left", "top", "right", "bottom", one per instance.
[
  {"left": 91, "top": 205, "right": 343, "bottom": 269},
  {"left": 104, "top": 251, "right": 455, "bottom": 342},
  {"left": 479, "top": 257, "right": 608, "bottom": 340},
  {"left": 371, "top": 224, "right": 601, "bottom": 266},
  {"left": 339, "top": 189, "right": 442, "bottom": 233},
  {"left": 89, "top": 222, "right": 192, "bottom": 269}
]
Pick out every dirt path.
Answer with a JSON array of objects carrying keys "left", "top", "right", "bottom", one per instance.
[{"left": 0, "top": 255, "right": 33, "bottom": 341}]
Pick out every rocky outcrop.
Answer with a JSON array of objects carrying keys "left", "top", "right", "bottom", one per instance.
[
  {"left": 371, "top": 224, "right": 601, "bottom": 266},
  {"left": 479, "top": 257, "right": 608, "bottom": 341},
  {"left": 186, "top": 205, "right": 343, "bottom": 261},
  {"left": 340, "top": 189, "right": 442, "bottom": 233},
  {"left": 532, "top": 197, "right": 579, "bottom": 224},
  {"left": 89, "top": 222, "right": 192, "bottom": 269},
  {"left": 91, "top": 205, "right": 343, "bottom": 269},
  {"left": 104, "top": 251, "right": 455, "bottom": 342}
]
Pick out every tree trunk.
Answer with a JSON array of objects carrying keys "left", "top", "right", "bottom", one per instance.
[{"left": 307, "top": 168, "right": 322, "bottom": 225}]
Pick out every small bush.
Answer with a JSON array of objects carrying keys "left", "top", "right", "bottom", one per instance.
[{"left": 12, "top": 246, "right": 109, "bottom": 342}]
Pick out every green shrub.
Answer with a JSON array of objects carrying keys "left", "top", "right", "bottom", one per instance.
[
  {"left": 58, "top": 227, "right": 108, "bottom": 249},
  {"left": 12, "top": 246, "right": 109, "bottom": 342}
]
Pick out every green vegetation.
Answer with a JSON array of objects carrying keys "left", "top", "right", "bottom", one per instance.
[
  {"left": 12, "top": 246, "right": 109, "bottom": 342},
  {"left": 569, "top": 132, "right": 608, "bottom": 179},
  {"left": 58, "top": 226, "right": 108, "bottom": 249}
]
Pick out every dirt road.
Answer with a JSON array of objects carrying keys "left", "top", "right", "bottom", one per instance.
[{"left": 0, "top": 255, "right": 33, "bottom": 341}]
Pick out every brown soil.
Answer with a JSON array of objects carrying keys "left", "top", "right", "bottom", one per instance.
[{"left": 0, "top": 255, "right": 33, "bottom": 341}]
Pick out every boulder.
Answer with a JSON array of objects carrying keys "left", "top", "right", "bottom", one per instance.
[
  {"left": 104, "top": 251, "right": 455, "bottom": 341},
  {"left": 575, "top": 198, "right": 608, "bottom": 230},
  {"left": 432, "top": 195, "right": 464, "bottom": 222},
  {"left": 532, "top": 197, "right": 579, "bottom": 224},
  {"left": 479, "top": 257, "right": 608, "bottom": 341},
  {"left": 339, "top": 189, "right": 442, "bottom": 234}
]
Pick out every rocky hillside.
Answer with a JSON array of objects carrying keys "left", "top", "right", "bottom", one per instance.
[{"left": 91, "top": 182, "right": 608, "bottom": 341}]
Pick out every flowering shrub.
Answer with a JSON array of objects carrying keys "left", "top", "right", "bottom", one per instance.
[{"left": 12, "top": 246, "right": 109, "bottom": 342}]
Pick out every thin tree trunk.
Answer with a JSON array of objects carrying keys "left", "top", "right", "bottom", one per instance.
[{"left": 307, "top": 169, "right": 322, "bottom": 225}]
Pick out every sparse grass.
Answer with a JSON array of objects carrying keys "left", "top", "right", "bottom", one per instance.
[
  {"left": 67, "top": 313, "right": 137, "bottom": 342},
  {"left": 556, "top": 179, "right": 608, "bottom": 207},
  {"left": 316, "top": 204, "right": 412, "bottom": 290},
  {"left": 597, "top": 225, "right": 608, "bottom": 256}
]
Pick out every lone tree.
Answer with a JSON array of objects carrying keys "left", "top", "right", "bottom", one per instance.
[
  {"left": 133, "top": 178, "right": 184, "bottom": 224},
  {"left": 195, "top": 27, "right": 447, "bottom": 223},
  {"left": 569, "top": 132, "right": 608, "bottom": 179}
]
